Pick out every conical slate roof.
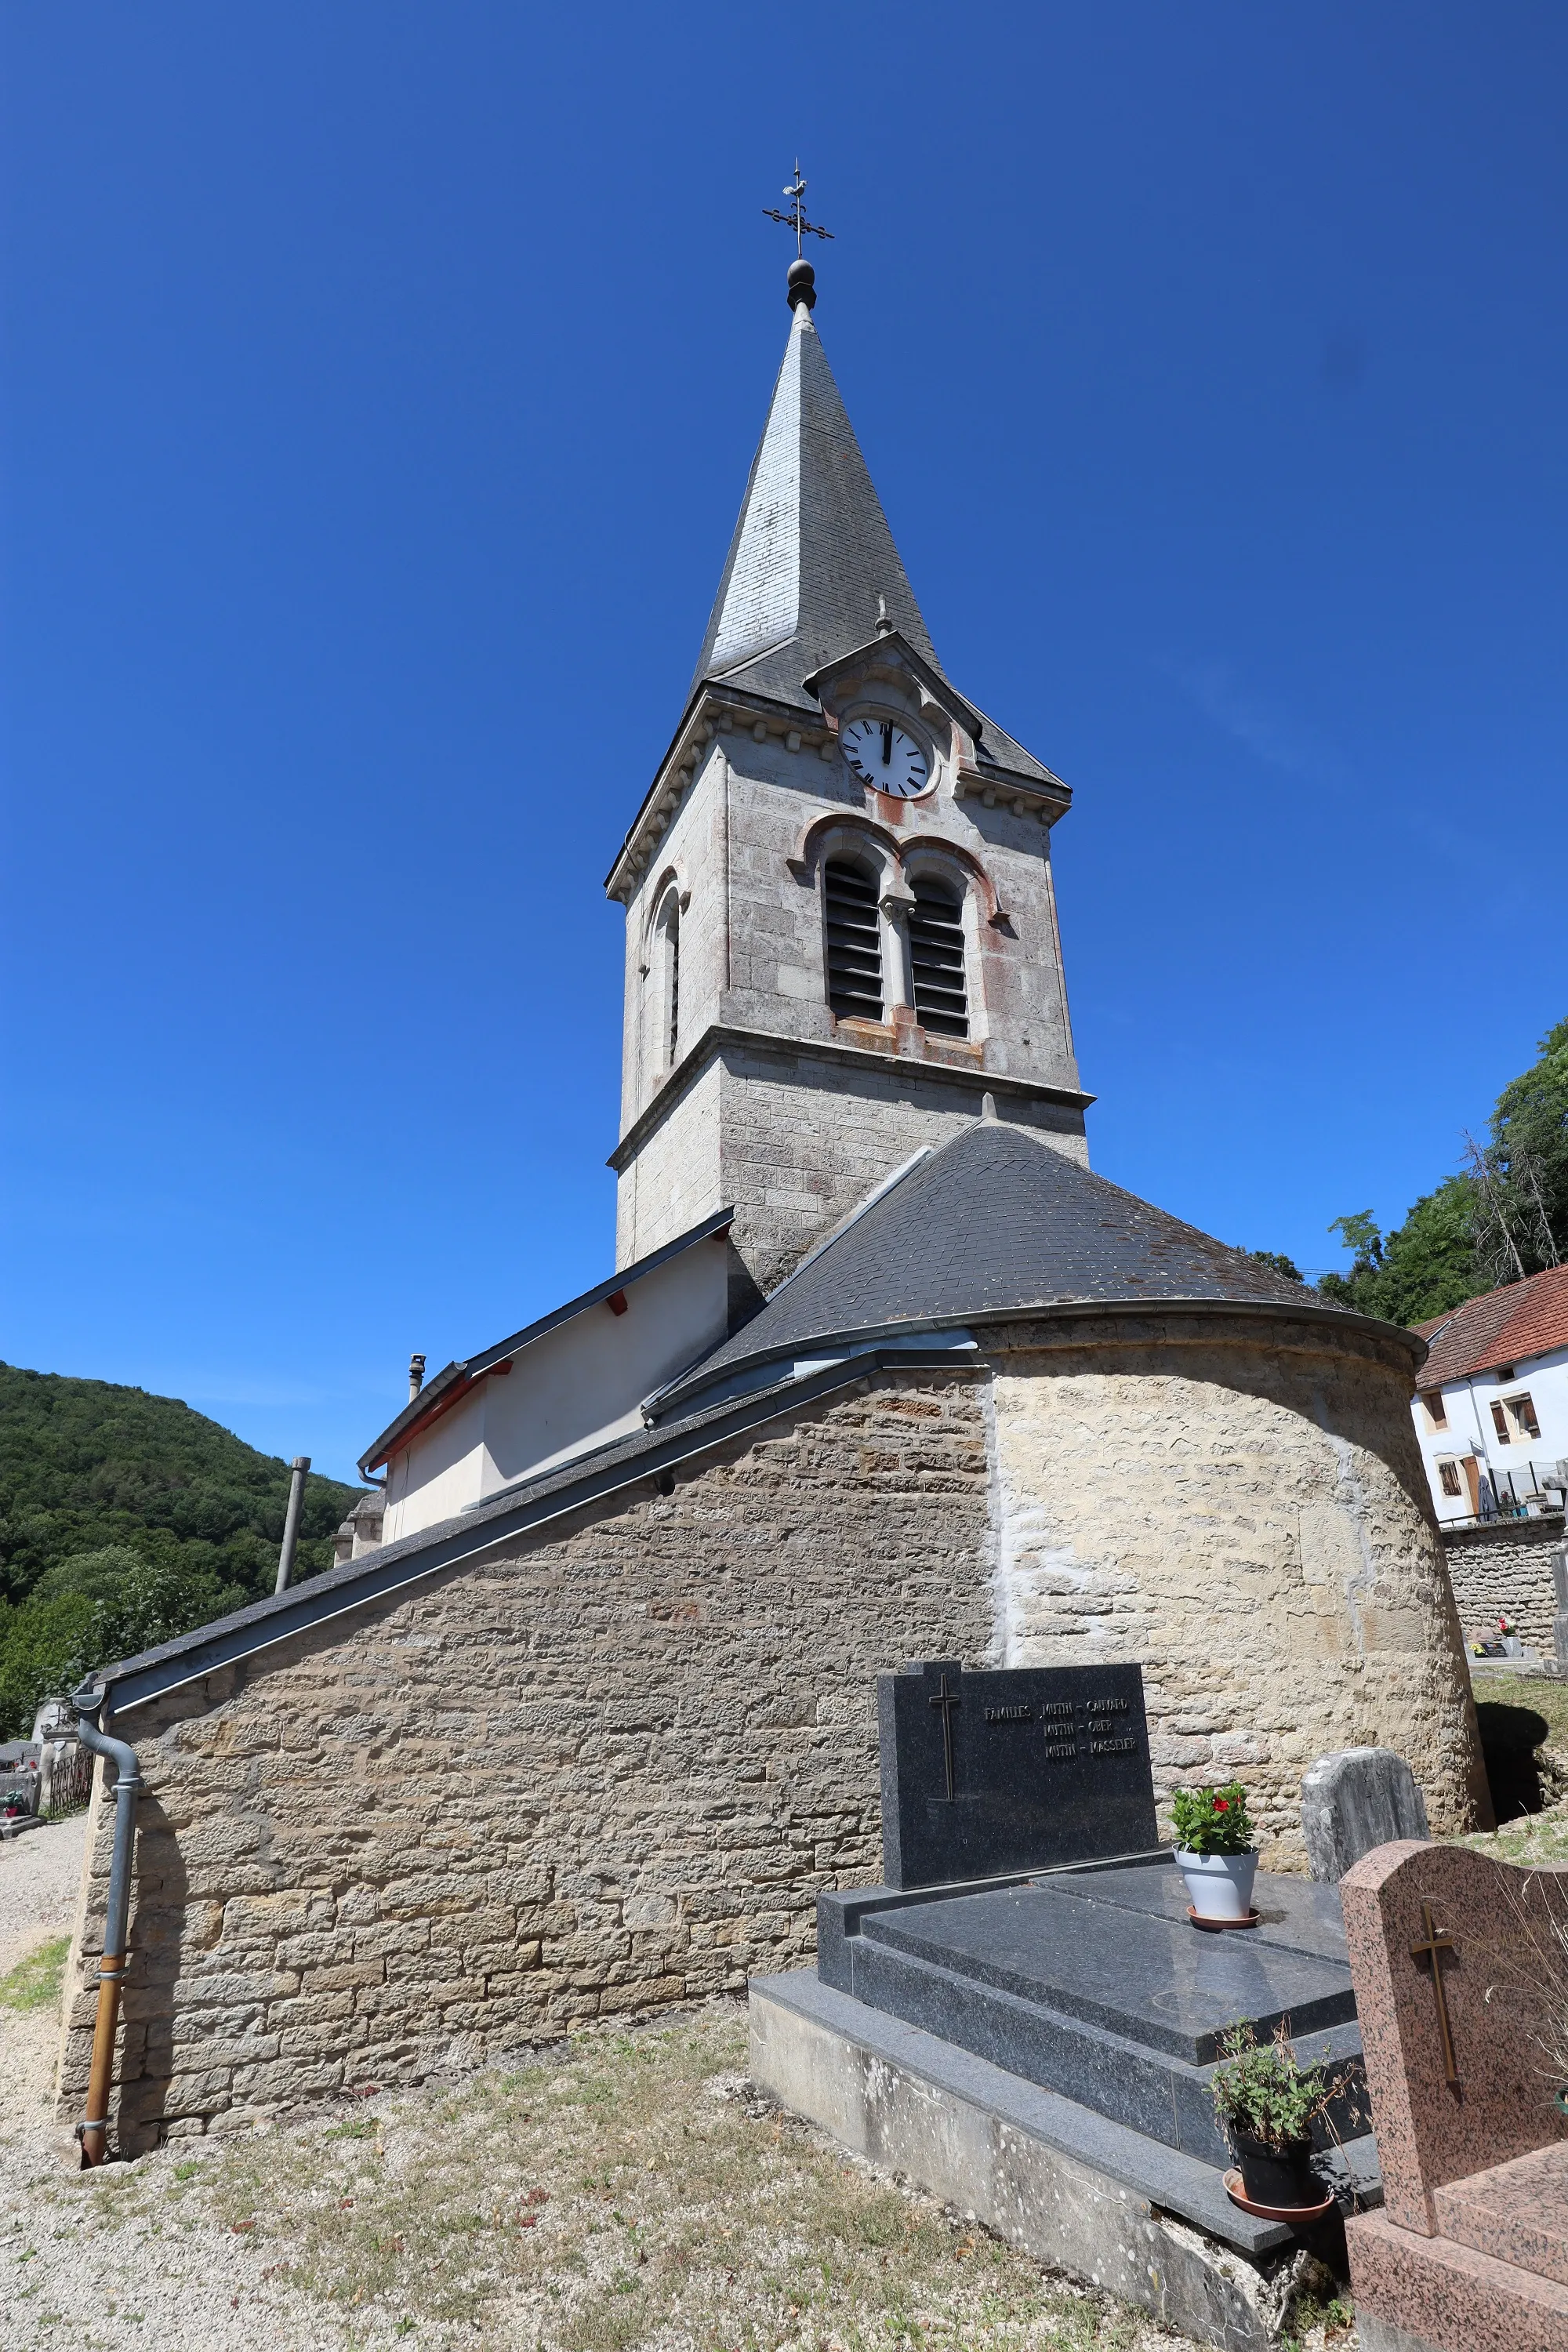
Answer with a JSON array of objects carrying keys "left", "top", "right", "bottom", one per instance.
[
  {"left": 689, "top": 301, "right": 942, "bottom": 706},
  {"left": 658, "top": 1121, "right": 1380, "bottom": 1414}
]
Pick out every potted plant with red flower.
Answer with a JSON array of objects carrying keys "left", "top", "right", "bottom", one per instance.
[{"left": 1171, "top": 1781, "right": 1258, "bottom": 1923}]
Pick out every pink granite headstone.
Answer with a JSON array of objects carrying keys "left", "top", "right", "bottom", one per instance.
[{"left": 1340, "top": 1839, "right": 1568, "bottom": 2236}]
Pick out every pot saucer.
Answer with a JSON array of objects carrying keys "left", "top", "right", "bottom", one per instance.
[
  {"left": 1222, "top": 2168, "right": 1335, "bottom": 2223},
  {"left": 1186, "top": 1905, "right": 1260, "bottom": 1931}
]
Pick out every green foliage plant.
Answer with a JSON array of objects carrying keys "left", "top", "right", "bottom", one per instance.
[
  {"left": 1316, "top": 1015, "right": 1568, "bottom": 1327},
  {"left": 1171, "top": 1780, "right": 1254, "bottom": 1855},
  {"left": 1210, "top": 2023, "right": 1336, "bottom": 2154},
  {"left": 0, "top": 1363, "right": 365, "bottom": 1737}
]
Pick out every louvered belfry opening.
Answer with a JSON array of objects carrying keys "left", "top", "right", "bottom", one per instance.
[
  {"left": 909, "top": 877, "right": 969, "bottom": 1037},
  {"left": 823, "top": 858, "right": 884, "bottom": 1022},
  {"left": 657, "top": 894, "right": 680, "bottom": 1064}
]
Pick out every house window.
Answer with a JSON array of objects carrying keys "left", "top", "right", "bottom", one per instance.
[
  {"left": 1425, "top": 1393, "right": 1448, "bottom": 1429},
  {"left": 824, "top": 858, "right": 884, "bottom": 1022},
  {"left": 908, "top": 877, "right": 969, "bottom": 1038},
  {"left": 1438, "top": 1461, "right": 1463, "bottom": 1498},
  {"left": 1491, "top": 1401, "right": 1510, "bottom": 1443},
  {"left": 1508, "top": 1392, "right": 1541, "bottom": 1440}
]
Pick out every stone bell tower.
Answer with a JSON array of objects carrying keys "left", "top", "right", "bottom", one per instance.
[{"left": 606, "top": 250, "right": 1091, "bottom": 1316}]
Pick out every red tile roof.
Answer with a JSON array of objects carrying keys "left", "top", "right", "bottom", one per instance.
[{"left": 1414, "top": 1264, "right": 1568, "bottom": 1392}]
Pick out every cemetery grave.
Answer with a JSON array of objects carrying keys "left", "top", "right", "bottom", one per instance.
[
  {"left": 753, "top": 1661, "right": 1381, "bottom": 2352},
  {"left": 1341, "top": 1838, "right": 1568, "bottom": 2352}
]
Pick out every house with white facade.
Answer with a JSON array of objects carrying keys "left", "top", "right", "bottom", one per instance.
[{"left": 1410, "top": 1263, "right": 1568, "bottom": 1525}]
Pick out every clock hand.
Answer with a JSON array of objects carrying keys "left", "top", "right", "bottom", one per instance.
[{"left": 881, "top": 722, "right": 892, "bottom": 766}]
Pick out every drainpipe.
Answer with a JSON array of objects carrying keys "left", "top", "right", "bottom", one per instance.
[{"left": 71, "top": 1688, "right": 143, "bottom": 2167}]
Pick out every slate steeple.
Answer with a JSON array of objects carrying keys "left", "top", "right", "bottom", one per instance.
[{"left": 689, "top": 268, "right": 944, "bottom": 708}]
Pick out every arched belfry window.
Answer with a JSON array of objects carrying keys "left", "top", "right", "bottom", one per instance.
[
  {"left": 824, "top": 858, "right": 883, "bottom": 1022},
  {"left": 909, "top": 877, "right": 968, "bottom": 1038},
  {"left": 656, "top": 891, "right": 681, "bottom": 1065}
]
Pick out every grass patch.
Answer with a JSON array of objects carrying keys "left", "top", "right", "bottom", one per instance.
[
  {"left": 0, "top": 1936, "right": 70, "bottom": 2015},
  {"left": 76, "top": 2004, "right": 1178, "bottom": 2349}
]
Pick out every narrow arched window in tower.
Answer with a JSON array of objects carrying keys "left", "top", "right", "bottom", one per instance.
[
  {"left": 656, "top": 892, "right": 681, "bottom": 1065},
  {"left": 823, "top": 858, "right": 883, "bottom": 1022},
  {"left": 909, "top": 877, "right": 968, "bottom": 1037}
]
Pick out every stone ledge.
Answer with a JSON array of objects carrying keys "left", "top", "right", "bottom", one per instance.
[{"left": 750, "top": 1967, "right": 1353, "bottom": 2352}]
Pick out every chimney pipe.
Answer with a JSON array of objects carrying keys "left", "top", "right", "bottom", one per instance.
[
  {"left": 408, "top": 1353, "right": 426, "bottom": 1401},
  {"left": 274, "top": 1455, "right": 310, "bottom": 1596}
]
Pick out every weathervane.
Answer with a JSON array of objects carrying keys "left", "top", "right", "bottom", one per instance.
[{"left": 764, "top": 162, "right": 833, "bottom": 257}]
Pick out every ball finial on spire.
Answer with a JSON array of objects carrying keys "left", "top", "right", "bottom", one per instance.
[{"left": 787, "top": 258, "right": 816, "bottom": 311}]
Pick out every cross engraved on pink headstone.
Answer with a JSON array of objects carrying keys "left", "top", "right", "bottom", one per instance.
[{"left": 1410, "top": 1898, "right": 1460, "bottom": 2088}]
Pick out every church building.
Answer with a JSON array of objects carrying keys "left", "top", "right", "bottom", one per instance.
[{"left": 57, "top": 252, "right": 1487, "bottom": 2152}]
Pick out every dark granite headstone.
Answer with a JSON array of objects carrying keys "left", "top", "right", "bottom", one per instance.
[{"left": 878, "top": 1657, "right": 1159, "bottom": 1889}]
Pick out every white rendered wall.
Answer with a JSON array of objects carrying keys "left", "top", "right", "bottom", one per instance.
[
  {"left": 383, "top": 1387, "right": 488, "bottom": 1547},
  {"left": 381, "top": 1236, "right": 731, "bottom": 1547},
  {"left": 1410, "top": 1345, "right": 1568, "bottom": 1523},
  {"left": 476, "top": 1237, "right": 728, "bottom": 1496}
]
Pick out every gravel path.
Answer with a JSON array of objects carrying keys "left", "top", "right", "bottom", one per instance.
[{"left": 0, "top": 1811, "right": 88, "bottom": 1977}]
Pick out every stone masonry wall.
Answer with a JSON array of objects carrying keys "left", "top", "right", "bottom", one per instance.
[
  {"left": 1441, "top": 1516, "right": 1568, "bottom": 1656},
  {"left": 57, "top": 1376, "right": 994, "bottom": 2152},
  {"left": 986, "top": 1312, "right": 1490, "bottom": 1867},
  {"left": 714, "top": 1051, "right": 1087, "bottom": 1301}
]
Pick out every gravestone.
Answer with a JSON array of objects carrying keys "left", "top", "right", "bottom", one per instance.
[
  {"left": 1300, "top": 1747, "right": 1429, "bottom": 1883},
  {"left": 1342, "top": 1840, "right": 1568, "bottom": 2352},
  {"left": 878, "top": 1657, "right": 1159, "bottom": 1889}
]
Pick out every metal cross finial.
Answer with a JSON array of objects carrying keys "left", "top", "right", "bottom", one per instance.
[
  {"left": 1410, "top": 1900, "right": 1461, "bottom": 2087},
  {"left": 764, "top": 161, "right": 834, "bottom": 256}
]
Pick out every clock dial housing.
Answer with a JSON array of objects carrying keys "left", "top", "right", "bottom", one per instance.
[{"left": 841, "top": 715, "right": 932, "bottom": 800}]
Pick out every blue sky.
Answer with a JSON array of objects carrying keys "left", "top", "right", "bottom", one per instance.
[{"left": 3, "top": 3, "right": 1565, "bottom": 1482}]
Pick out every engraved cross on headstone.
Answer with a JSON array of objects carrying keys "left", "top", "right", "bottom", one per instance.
[
  {"left": 1410, "top": 1899, "right": 1460, "bottom": 2087},
  {"left": 928, "top": 1671, "right": 960, "bottom": 1802}
]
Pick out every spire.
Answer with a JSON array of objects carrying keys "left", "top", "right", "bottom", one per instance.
[{"left": 688, "top": 294, "right": 944, "bottom": 707}]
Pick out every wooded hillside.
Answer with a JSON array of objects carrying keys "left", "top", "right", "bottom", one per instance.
[{"left": 0, "top": 1363, "right": 363, "bottom": 1736}]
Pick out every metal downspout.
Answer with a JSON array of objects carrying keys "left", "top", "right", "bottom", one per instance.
[{"left": 71, "top": 1689, "right": 143, "bottom": 2167}]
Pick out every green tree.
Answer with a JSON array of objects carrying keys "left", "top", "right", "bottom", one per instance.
[
  {"left": 0, "top": 1367, "right": 365, "bottom": 1736},
  {"left": 1319, "top": 1019, "right": 1565, "bottom": 1327},
  {"left": 1318, "top": 1177, "right": 1480, "bottom": 1326},
  {"left": 1245, "top": 1249, "right": 1306, "bottom": 1283},
  {"left": 1488, "top": 1014, "right": 1568, "bottom": 1272}
]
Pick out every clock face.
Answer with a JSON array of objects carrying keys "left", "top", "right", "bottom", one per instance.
[{"left": 841, "top": 717, "right": 931, "bottom": 799}]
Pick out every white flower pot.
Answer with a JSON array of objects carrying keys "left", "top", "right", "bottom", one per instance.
[{"left": 1176, "top": 1847, "right": 1258, "bottom": 1922}]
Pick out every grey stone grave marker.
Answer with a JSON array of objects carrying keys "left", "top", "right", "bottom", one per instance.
[
  {"left": 878, "top": 1657, "right": 1160, "bottom": 1889},
  {"left": 1300, "top": 1746, "right": 1429, "bottom": 1883}
]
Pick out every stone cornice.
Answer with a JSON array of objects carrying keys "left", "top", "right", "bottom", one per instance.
[{"left": 607, "top": 1020, "right": 1093, "bottom": 1174}]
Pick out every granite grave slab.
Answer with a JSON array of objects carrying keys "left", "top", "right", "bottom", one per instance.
[
  {"left": 818, "top": 1858, "right": 1366, "bottom": 2165},
  {"left": 878, "top": 1657, "right": 1159, "bottom": 1889}
]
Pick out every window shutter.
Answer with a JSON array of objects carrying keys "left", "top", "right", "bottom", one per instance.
[
  {"left": 909, "top": 878, "right": 969, "bottom": 1038},
  {"left": 824, "top": 861, "right": 883, "bottom": 1021}
]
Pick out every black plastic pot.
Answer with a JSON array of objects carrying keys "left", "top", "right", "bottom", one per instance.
[{"left": 1232, "top": 2131, "right": 1319, "bottom": 2209}]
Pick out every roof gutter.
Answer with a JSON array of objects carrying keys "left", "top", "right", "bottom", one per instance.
[
  {"left": 89, "top": 1346, "right": 973, "bottom": 1722},
  {"left": 651, "top": 1291, "right": 1427, "bottom": 1425}
]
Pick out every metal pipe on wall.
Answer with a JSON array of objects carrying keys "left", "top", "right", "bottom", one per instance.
[
  {"left": 71, "top": 1693, "right": 143, "bottom": 2166},
  {"left": 274, "top": 1455, "right": 311, "bottom": 1596}
]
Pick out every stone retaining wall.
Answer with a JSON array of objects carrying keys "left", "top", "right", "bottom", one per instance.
[{"left": 1440, "top": 1515, "right": 1567, "bottom": 1657}]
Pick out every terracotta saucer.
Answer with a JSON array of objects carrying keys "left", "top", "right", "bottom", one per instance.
[
  {"left": 1223, "top": 2168, "right": 1336, "bottom": 2223},
  {"left": 1186, "top": 1905, "right": 1260, "bottom": 1931}
]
